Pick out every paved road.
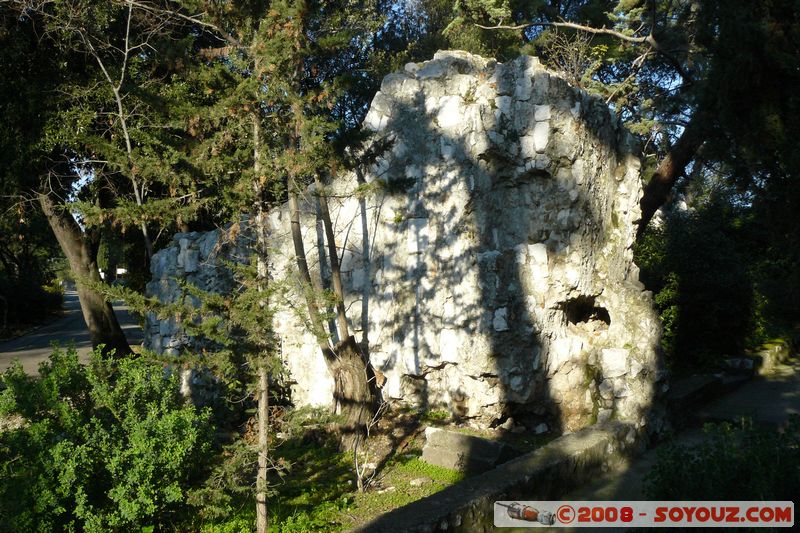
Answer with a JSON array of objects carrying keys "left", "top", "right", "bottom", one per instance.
[{"left": 0, "top": 291, "right": 143, "bottom": 374}]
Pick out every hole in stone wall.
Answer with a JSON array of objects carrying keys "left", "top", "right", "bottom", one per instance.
[{"left": 560, "top": 295, "right": 611, "bottom": 326}]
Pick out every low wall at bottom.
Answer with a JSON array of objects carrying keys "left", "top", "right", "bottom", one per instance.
[{"left": 352, "top": 421, "right": 642, "bottom": 532}]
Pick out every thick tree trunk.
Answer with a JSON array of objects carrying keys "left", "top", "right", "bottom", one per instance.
[
  {"left": 638, "top": 116, "right": 705, "bottom": 237},
  {"left": 330, "top": 335, "right": 379, "bottom": 448},
  {"left": 38, "top": 192, "right": 132, "bottom": 357}
]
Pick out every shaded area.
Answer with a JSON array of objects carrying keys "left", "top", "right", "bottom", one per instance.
[
  {"left": 560, "top": 356, "right": 800, "bottom": 505},
  {"left": 697, "top": 362, "right": 800, "bottom": 426},
  {"left": 351, "top": 421, "right": 634, "bottom": 532},
  {"left": 346, "top": 53, "right": 659, "bottom": 437},
  {"left": 0, "top": 290, "right": 142, "bottom": 374},
  {"left": 635, "top": 193, "right": 788, "bottom": 372}
]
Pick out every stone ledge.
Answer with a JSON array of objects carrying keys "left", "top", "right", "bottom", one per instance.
[
  {"left": 421, "top": 427, "right": 522, "bottom": 473},
  {"left": 754, "top": 340, "right": 793, "bottom": 375},
  {"left": 350, "top": 421, "right": 639, "bottom": 533}
]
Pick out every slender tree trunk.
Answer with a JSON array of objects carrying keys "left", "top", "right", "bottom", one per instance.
[
  {"left": 38, "top": 192, "right": 132, "bottom": 356},
  {"left": 252, "top": 109, "right": 270, "bottom": 533},
  {"left": 255, "top": 364, "right": 269, "bottom": 533},
  {"left": 637, "top": 116, "right": 705, "bottom": 237},
  {"left": 289, "top": 179, "right": 377, "bottom": 447},
  {"left": 86, "top": 2, "right": 154, "bottom": 260},
  {"left": 313, "top": 175, "right": 350, "bottom": 339},
  {"left": 288, "top": 185, "right": 330, "bottom": 342},
  {"left": 280, "top": 13, "right": 377, "bottom": 440},
  {"left": 354, "top": 167, "right": 372, "bottom": 351}
]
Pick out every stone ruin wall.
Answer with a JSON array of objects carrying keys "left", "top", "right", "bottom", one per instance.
[
  {"left": 146, "top": 51, "right": 667, "bottom": 435},
  {"left": 144, "top": 224, "right": 252, "bottom": 356}
]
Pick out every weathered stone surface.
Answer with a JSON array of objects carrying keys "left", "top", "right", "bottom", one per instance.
[
  {"left": 146, "top": 50, "right": 666, "bottom": 435},
  {"left": 421, "top": 427, "right": 519, "bottom": 473},
  {"left": 601, "top": 348, "right": 630, "bottom": 378},
  {"left": 269, "top": 51, "right": 662, "bottom": 432},
  {"left": 143, "top": 221, "right": 253, "bottom": 356}
]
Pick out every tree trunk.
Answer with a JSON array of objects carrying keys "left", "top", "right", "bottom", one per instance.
[
  {"left": 330, "top": 335, "right": 379, "bottom": 449},
  {"left": 313, "top": 174, "right": 350, "bottom": 340},
  {"left": 354, "top": 167, "right": 372, "bottom": 352},
  {"left": 637, "top": 115, "right": 706, "bottom": 237},
  {"left": 287, "top": 183, "right": 377, "bottom": 447},
  {"left": 38, "top": 192, "right": 132, "bottom": 357},
  {"left": 288, "top": 186, "right": 328, "bottom": 339},
  {"left": 251, "top": 104, "right": 272, "bottom": 532},
  {"left": 255, "top": 364, "right": 269, "bottom": 533}
]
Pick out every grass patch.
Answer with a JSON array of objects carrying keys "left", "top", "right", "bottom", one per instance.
[
  {"left": 338, "top": 453, "right": 465, "bottom": 529},
  {"left": 199, "top": 424, "right": 466, "bottom": 531},
  {"left": 199, "top": 433, "right": 355, "bottom": 533},
  {"left": 200, "top": 411, "right": 560, "bottom": 531}
]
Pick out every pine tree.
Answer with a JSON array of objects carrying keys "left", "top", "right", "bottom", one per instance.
[
  {"left": 0, "top": 0, "right": 222, "bottom": 354},
  {"left": 179, "top": 0, "right": 387, "bottom": 444}
]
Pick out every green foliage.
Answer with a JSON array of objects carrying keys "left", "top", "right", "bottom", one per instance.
[
  {"left": 394, "top": 456, "right": 466, "bottom": 485},
  {"left": 443, "top": 0, "right": 532, "bottom": 60},
  {"left": 0, "top": 347, "right": 215, "bottom": 531},
  {"left": 197, "top": 422, "right": 354, "bottom": 533},
  {"left": 635, "top": 196, "right": 760, "bottom": 370},
  {"left": 645, "top": 418, "right": 800, "bottom": 500},
  {"left": 420, "top": 408, "right": 451, "bottom": 422}
]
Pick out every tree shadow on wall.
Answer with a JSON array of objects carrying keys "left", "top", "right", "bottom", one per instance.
[
  {"left": 316, "top": 52, "right": 666, "bottom": 459},
  {"left": 285, "top": 58, "right": 672, "bottom": 530}
]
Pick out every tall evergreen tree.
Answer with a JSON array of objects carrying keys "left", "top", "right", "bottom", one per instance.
[{"left": 0, "top": 0, "right": 226, "bottom": 353}]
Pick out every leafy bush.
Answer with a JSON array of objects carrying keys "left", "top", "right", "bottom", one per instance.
[
  {"left": 645, "top": 418, "right": 800, "bottom": 500},
  {"left": 0, "top": 347, "right": 215, "bottom": 531}
]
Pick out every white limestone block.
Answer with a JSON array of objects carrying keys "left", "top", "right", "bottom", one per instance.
[
  {"left": 534, "top": 105, "right": 551, "bottom": 120},
  {"left": 601, "top": 348, "right": 630, "bottom": 378},
  {"left": 495, "top": 95, "right": 512, "bottom": 116},
  {"left": 533, "top": 121, "right": 550, "bottom": 152},
  {"left": 521, "top": 134, "right": 536, "bottom": 158},
  {"left": 527, "top": 243, "right": 548, "bottom": 264},
  {"left": 406, "top": 218, "right": 429, "bottom": 254},
  {"left": 493, "top": 307, "right": 509, "bottom": 331},
  {"left": 436, "top": 95, "right": 462, "bottom": 130}
]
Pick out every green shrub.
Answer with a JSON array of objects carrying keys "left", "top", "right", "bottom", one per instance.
[
  {"left": 645, "top": 418, "right": 800, "bottom": 500},
  {"left": 0, "top": 347, "right": 215, "bottom": 531}
]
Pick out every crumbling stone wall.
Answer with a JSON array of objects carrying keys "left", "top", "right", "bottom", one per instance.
[
  {"left": 144, "top": 224, "right": 252, "bottom": 355},
  {"left": 264, "top": 51, "right": 666, "bottom": 433}
]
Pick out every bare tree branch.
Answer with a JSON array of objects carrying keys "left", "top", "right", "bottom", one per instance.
[
  {"left": 475, "top": 18, "right": 693, "bottom": 83},
  {"left": 126, "top": 0, "right": 243, "bottom": 48},
  {"left": 475, "top": 20, "right": 649, "bottom": 43}
]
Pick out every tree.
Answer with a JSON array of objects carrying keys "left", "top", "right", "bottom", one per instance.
[
  {"left": 86, "top": 1, "right": 392, "bottom": 527},
  {"left": 437, "top": 0, "right": 799, "bottom": 240},
  {"left": 178, "top": 0, "right": 386, "bottom": 444},
  {"left": 0, "top": 4, "right": 133, "bottom": 353},
  {"left": 0, "top": 0, "right": 221, "bottom": 354}
]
